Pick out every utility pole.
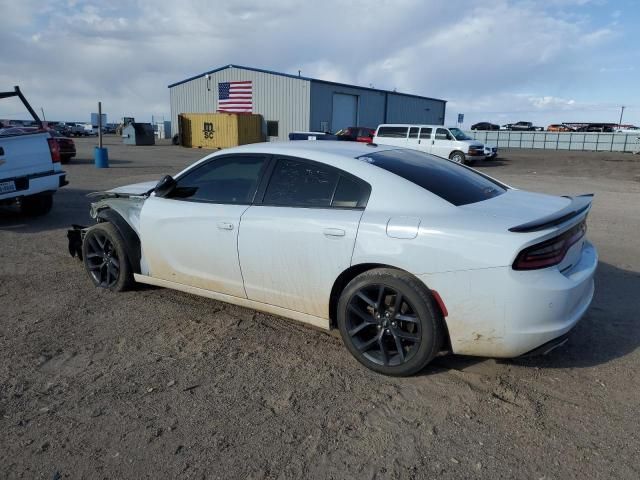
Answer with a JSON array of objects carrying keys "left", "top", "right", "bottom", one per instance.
[
  {"left": 40, "top": 107, "right": 46, "bottom": 122},
  {"left": 618, "top": 105, "right": 625, "bottom": 128}
]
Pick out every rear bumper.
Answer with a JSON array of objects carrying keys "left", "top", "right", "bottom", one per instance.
[
  {"left": 0, "top": 171, "right": 66, "bottom": 201},
  {"left": 419, "top": 240, "right": 598, "bottom": 358}
]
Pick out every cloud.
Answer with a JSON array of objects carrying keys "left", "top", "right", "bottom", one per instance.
[{"left": 0, "top": 0, "right": 635, "bottom": 127}]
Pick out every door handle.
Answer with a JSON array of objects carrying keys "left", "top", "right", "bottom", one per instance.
[
  {"left": 323, "top": 228, "right": 345, "bottom": 237},
  {"left": 217, "top": 222, "right": 234, "bottom": 230}
]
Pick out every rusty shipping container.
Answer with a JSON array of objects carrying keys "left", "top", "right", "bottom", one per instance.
[{"left": 178, "top": 113, "right": 264, "bottom": 149}]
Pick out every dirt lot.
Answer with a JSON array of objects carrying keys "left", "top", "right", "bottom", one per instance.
[{"left": 1, "top": 137, "right": 639, "bottom": 479}]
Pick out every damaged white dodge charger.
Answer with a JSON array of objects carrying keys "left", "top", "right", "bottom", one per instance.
[{"left": 69, "top": 141, "right": 597, "bottom": 376}]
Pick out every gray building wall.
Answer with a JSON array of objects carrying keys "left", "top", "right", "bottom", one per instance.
[
  {"left": 309, "top": 81, "right": 446, "bottom": 132},
  {"left": 169, "top": 67, "right": 310, "bottom": 141},
  {"left": 386, "top": 94, "right": 446, "bottom": 125}
]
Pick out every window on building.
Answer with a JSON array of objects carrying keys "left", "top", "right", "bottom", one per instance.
[{"left": 267, "top": 121, "right": 279, "bottom": 137}]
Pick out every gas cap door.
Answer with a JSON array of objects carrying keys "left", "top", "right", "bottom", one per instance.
[{"left": 386, "top": 216, "right": 421, "bottom": 239}]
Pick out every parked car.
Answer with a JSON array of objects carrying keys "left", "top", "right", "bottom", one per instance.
[
  {"left": 69, "top": 141, "right": 597, "bottom": 376},
  {"left": 0, "top": 87, "right": 68, "bottom": 215},
  {"left": 289, "top": 131, "right": 338, "bottom": 141},
  {"left": 471, "top": 122, "right": 499, "bottom": 131},
  {"left": 547, "top": 124, "right": 576, "bottom": 132},
  {"left": 484, "top": 144, "right": 498, "bottom": 159},
  {"left": 335, "top": 127, "right": 376, "bottom": 142},
  {"left": 577, "top": 124, "right": 615, "bottom": 133},
  {"left": 503, "top": 121, "right": 543, "bottom": 131},
  {"left": 373, "top": 124, "right": 485, "bottom": 164}
]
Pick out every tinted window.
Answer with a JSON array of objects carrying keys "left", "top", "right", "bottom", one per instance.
[
  {"left": 267, "top": 121, "right": 279, "bottom": 137},
  {"left": 377, "top": 126, "right": 408, "bottom": 138},
  {"left": 408, "top": 127, "right": 419, "bottom": 139},
  {"left": 435, "top": 128, "right": 450, "bottom": 140},
  {"left": 171, "top": 155, "right": 266, "bottom": 203},
  {"left": 331, "top": 175, "right": 371, "bottom": 208},
  {"left": 419, "top": 128, "right": 432, "bottom": 139},
  {"left": 357, "top": 149, "right": 506, "bottom": 206},
  {"left": 264, "top": 158, "right": 339, "bottom": 207}
]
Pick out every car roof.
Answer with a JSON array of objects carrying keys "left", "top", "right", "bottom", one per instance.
[{"left": 214, "top": 140, "right": 399, "bottom": 158}]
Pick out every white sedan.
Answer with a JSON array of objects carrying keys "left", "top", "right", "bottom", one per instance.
[{"left": 70, "top": 141, "right": 597, "bottom": 376}]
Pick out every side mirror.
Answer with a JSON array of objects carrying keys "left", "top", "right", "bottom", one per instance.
[{"left": 154, "top": 175, "right": 177, "bottom": 198}]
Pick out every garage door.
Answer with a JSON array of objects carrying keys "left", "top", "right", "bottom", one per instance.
[{"left": 331, "top": 94, "right": 358, "bottom": 132}]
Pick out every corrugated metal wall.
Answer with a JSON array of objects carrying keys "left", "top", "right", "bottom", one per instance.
[
  {"left": 169, "top": 67, "right": 310, "bottom": 141},
  {"left": 386, "top": 95, "right": 446, "bottom": 125},
  {"left": 309, "top": 82, "right": 446, "bottom": 132}
]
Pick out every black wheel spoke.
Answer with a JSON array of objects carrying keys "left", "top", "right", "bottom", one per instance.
[
  {"left": 357, "top": 336, "right": 378, "bottom": 353},
  {"left": 356, "top": 291, "right": 376, "bottom": 309},
  {"left": 86, "top": 252, "right": 102, "bottom": 259},
  {"left": 395, "top": 330, "right": 419, "bottom": 342},
  {"left": 392, "top": 333, "right": 406, "bottom": 362},
  {"left": 348, "top": 322, "right": 372, "bottom": 337},
  {"left": 110, "top": 256, "right": 120, "bottom": 269},
  {"left": 392, "top": 292, "right": 403, "bottom": 314},
  {"left": 375, "top": 285, "right": 385, "bottom": 310},
  {"left": 348, "top": 304, "right": 374, "bottom": 324},
  {"left": 88, "top": 236, "right": 101, "bottom": 253},
  {"left": 378, "top": 335, "right": 389, "bottom": 366},
  {"left": 395, "top": 313, "right": 418, "bottom": 323}
]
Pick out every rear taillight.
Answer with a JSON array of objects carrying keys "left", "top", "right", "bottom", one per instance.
[
  {"left": 513, "top": 221, "right": 587, "bottom": 270},
  {"left": 47, "top": 138, "right": 61, "bottom": 163}
]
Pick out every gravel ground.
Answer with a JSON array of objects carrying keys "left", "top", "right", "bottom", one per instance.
[{"left": 1, "top": 137, "right": 639, "bottom": 479}]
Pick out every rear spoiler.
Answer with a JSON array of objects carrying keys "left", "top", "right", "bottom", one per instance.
[
  {"left": 0, "top": 86, "right": 43, "bottom": 128},
  {"left": 509, "top": 194, "right": 593, "bottom": 233}
]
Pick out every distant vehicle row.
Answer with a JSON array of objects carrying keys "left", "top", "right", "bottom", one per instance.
[{"left": 472, "top": 121, "right": 638, "bottom": 132}]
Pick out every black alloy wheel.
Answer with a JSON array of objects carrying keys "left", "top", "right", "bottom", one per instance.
[
  {"left": 337, "top": 268, "right": 443, "bottom": 376},
  {"left": 345, "top": 284, "right": 421, "bottom": 367},
  {"left": 82, "top": 222, "right": 133, "bottom": 292}
]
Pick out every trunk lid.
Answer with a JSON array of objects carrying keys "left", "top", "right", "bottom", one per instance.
[{"left": 0, "top": 132, "right": 53, "bottom": 180}]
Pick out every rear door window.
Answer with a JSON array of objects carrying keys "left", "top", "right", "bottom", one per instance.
[
  {"left": 419, "top": 128, "right": 432, "bottom": 139},
  {"left": 376, "top": 126, "right": 408, "bottom": 138},
  {"left": 263, "top": 158, "right": 339, "bottom": 207},
  {"left": 357, "top": 149, "right": 506, "bottom": 206}
]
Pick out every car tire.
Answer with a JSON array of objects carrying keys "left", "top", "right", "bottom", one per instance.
[
  {"left": 449, "top": 151, "right": 465, "bottom": 164},
  {"left": 82, "top": 222, "right": 133, "bottom": 292},
  {"left": 337, "top": 268, "right": 444, "bottom": 376},
  {"left": 18, "top": 193, "right": 53, "bottom": 216}
]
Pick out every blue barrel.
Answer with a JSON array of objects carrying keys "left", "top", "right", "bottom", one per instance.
[{"left": 94, "top": 147, "right": 109, "bottom": 168}]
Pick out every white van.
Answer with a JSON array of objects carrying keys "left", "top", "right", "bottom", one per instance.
[{"left": 373, "top": 124, "right": 485, "bottom": 164}]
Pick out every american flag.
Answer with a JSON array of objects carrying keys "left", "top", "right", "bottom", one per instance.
[{"left": 217, "top": 81, "right": 253, "bottom": 113}]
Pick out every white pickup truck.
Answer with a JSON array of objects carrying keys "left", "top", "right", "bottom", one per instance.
[{"left": 0, "top": 87, "right": 68, "bottom": 215}]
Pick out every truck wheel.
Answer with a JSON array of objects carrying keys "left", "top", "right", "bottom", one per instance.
[
  {"left": 19, "top": 194, "right": 53, "bottom": 216},
  {"left": 449, "top": 151, "right": 465, "bottom": 164}
]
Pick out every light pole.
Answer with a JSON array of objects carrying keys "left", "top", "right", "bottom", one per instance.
[{"left": 618, "top": 106, "right": 625, "bottom": 128}]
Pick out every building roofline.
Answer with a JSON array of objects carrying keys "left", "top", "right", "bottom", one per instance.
[{"left": 167, "top": 64, "right": 446, "bottom": 103}]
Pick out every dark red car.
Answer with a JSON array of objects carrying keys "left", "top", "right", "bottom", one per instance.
[{"left": 335, "top": 126, "right": 376, "bottom": 143}]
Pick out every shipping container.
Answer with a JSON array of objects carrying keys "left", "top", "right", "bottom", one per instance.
[{"left": 178, "top": 113, "right": 264, "bottom": 149}]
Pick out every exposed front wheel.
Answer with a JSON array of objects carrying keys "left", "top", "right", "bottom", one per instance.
[
  {"left": 449, "top": 151, "right": 465, "bottom": 164},
  {"left": 82, "top": 222, "right": 133, "bottom": 292},
  {"left": 337, "top": 268, "right": 444, "bottom": 376}
]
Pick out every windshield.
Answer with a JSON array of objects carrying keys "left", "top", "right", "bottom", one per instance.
[{"left": 448, "top": 128, "right": 471, "bottom": 141}]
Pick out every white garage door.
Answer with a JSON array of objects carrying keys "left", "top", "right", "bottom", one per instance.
[{"left": 331, "top": 94, "right": 358, "bottom": 132}]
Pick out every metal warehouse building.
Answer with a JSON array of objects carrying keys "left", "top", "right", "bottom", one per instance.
[{"left": 168, "top": 64, "right": 446, "bottom": 141}]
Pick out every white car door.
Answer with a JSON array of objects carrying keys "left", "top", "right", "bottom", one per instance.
[
  {"left": 431, "top": 128, "right": 456, "bottom": 158},
  {"left": 139, "top": 154, "right": 269, "bottom": 298},
  {"left": 405, "top": 126, "right": 432, "bottom": 154},
  {"left": 238, "top": 156, "right": 370, "bottom": 319}
]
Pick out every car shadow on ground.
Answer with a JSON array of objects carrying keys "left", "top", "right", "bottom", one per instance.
[
  {"left": 474, "top": 158, "right": 510, "bottom": 168},
  {"left": 0, "top": 188, "right": 93, "bottom": 234},
  {"left": 66, "top": 158, "right": 133, "bottom": 166},
  {"left": 426, "top": 261, "right": 639, "bottom": 374}
]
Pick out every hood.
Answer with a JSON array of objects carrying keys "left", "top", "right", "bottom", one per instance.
[
  {"left": 459, "top": 189, "right": 573, "bottom": 230},
  {"left": 88, "top": 180, "right": 157, "bottom": 199},
  {"left": 462, "top": 140, "right": 484, "bottom": 147}
]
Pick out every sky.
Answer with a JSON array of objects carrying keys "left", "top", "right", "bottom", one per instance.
[{"left": 0, "top": 0, "right": 638, "bottom": 128}]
